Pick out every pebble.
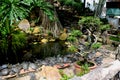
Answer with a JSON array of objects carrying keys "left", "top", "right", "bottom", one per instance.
[
  {"left": 1, "top": 69, "right": 9, "bottom": 76},
  {"left": 21, "top": 62, "right": 29, "bottom": 71},
  {"left": 29, "top": 63, "right": 37, "bottom": 70},
  {"left": 94, "top": 56, "right": 103, "bottom": 65},
  {"left": 1, "top": 64, "right": 8, "bottom": 69}
]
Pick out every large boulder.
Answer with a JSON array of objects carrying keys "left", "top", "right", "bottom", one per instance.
[
  {"left": 18, "top": 19, "right": 30, "bottom": 32},
  {"left": 37, "top": 65, "right": 61, "bottom": 80}
]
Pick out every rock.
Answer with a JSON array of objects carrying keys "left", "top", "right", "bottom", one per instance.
[
  {"left": 59, "top": 33, "right": 68, "bottom": 40},
  {"left": 87, "top": 51, "right": 96, "bottom": 60},
  {"left": 1, "top": 69, "right": 9, "bottom": 76},
  {"left": 18, "top": 19, "right": 30, "bottom": 32},
  {"left": 9, "top": 70, "right": 16, "bottom": 75},
  {"left": 94, "top": 56, "right": 103, "bottom": 65},
  {"left": 59, "top": 29, "right": 68, "bottom": 41},
  {"left": 38, "top": 65, "right": 61, "bottom": 80},
  {"left": 11, "top": 66, "right": 21, "bottom": 74},
  {"left": 29, "top": 63, "right": 38, "bottom": 70},
  {"left": 63, "top": 68, "right": 74, "bottom": 77},
  {"left": 70, "top": 76, "right": 82, "bottom": 80},
  {"left": 41, "top": 39, "right": 48, "bottom": 43},
  {"left": 32, "top": 26, "right": 40, "bottom": 34},
  {"left": 1, "top": 64, "right": 8, "bottom": 69},
  {"left": 21, "top": 62, "right": 29, "bottom": 71},
  {"left": 30, "top": 21, "right": 36, "bottom": 27},
  {"left": 29, "top": 73, "right": 36, "bottom": 80},
  {"left": 95, "top": 52, "right": 102, "bottom": 57}
]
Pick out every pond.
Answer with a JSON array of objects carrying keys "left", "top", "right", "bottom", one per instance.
[{"left": 0, "top": 41, "right": 70, "bottom": 64}]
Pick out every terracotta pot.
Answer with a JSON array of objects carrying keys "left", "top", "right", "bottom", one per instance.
[
  {"left": 74, "top": 61, "right": 97, "bottom": 74},
  {"left": 54, "top": 63, "right": 70, "bottom": 69}
]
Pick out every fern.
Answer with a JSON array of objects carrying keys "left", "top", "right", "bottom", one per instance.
[{"left": 0, "top": 0, "right": 54, "bottom": 25}]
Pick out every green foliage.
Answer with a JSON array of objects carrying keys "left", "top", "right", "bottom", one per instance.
[
  {"left": 0, "top": 0, "right": 31, "bottom": 25},
  {"left": 100, "top": 24, "right": 111, "bottom": 31},
  {"left": 70, "top": 30, "right": 82, "bottom": 37},
  {"left": 11, "top": 31, "right": 27, "bottom": 53},
  {"left": 76, "top": 63, "right": 90, "bottom": 76},
  {"left": 59, "top": 0, "right": 82, "bottom": 12},
  {"left": 0, "top": 25, "right": 26, "bottom": 54},
  {"left": 110, "top": 36, "right": 120, "bottom": 42},
  {"left": 67, "top": 36, "right": 76, "bottom": 42},
  {"left": 67, "top": 30, "right": 82, "bottom": 42},
  {"left": 59, "top": 70, "right": 72, "bottom": 80},
  {"left": 91, "top": 42, "right": 102, "bottom": 49},
  {"left": 0, "top": 0, "right": 54, "bottom": 25},
  {"left": 78, "top": 16, "right": 102, "bottom": 31},
  {"left": 33, "top": 0, "right": 54, "bottom": 21},
  {"left": 68, "top": 45, "right": 77, "bottom": 52},
  {"left": 61, "top": 74, "right": 70, "bottom": 80}
]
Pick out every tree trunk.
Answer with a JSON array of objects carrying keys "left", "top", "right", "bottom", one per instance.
[
  {"left": 41, "top": 1, "right": 63, "bottom": 38},
  {"left": 95, "top": 0, "right": 106, "bottom": 17}
]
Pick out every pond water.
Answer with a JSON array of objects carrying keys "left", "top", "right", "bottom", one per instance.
[
  {"left": 0, "top": 41, "right": 70, "bottom": 64},
  {"left": 30, "top": 42, "right": 68, "bottom": 59}
]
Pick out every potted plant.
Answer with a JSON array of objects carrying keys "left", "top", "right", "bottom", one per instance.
[{"left": 74, "top": 54, "right": 97, "bottom": 75}]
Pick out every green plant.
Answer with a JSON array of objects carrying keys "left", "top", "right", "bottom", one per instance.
[
  {"left": 67, "top": 30, "right": 82, "bottom": 42},
  {"left": 59, "top": 70, "right": 72, "bottom": 80},
  {"left": 11, "top": 30, "right": 27, "bottom": 53},
  {"left": 76, "top": 62, "right": 90, "bottom": 76},
  {"left": 67, "top": 36, "right": 76, "bottom": 42},
  {"left": 33, "top": 0, "right": 54, "bottom": 21},
  {"left": 68, "top": 45, "right": 77, "bottom": 52},
  {"left": 110, "top": 36, "right": 120, "bottom": 42},
  {"left": 0, "top": 25, "right": 26, "bottom": 63},
  {"left": 59, "top": 0, "right": 82, "bottom": 12},
  {"left": 70, "top": 30, "right": 83, "bottom": 37},
  {"left": 78, "top": 16, "right": 102, "bottom": 32},
  {"left": 0, "top": 0, "right": 54, "bottom": 25},
  {"left": 100, "top": 24, "right": 111, "bottom": 31},
  {"left": 91, "top": 42, "right": 102, "bottom": 49}
]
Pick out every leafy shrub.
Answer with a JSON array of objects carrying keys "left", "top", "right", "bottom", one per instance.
[
  {"left": 59, "top": 0, "right": 83, "bottom": 13},
  {"left": 100, "top": 24, "right": 111, "bottom": 31},
  {"left": 76, "top": 62, "right": 90, "bottom": 76},
  {"left": 67, "top": 30, "right": 82, "bottom": 42},
  {"left": 78, "top": 16, "right": 102, "bottom": 32},
  {"left": 67, "top": 36, "right": 76, "bottom": 42},
  {"left": 70, "top": 30, "right": 82, "bottom": 37},
  {"left": 11, "top": 31, "right": 27, "bottom": 53},
  {"left": 91, "top": 42, "right": 102, "bottom": 49},
  {"left": 0, "top": 25, "right": 26, "bottom": 54},
  {"left": 59, "top": 70, "right": 72, "bottom": 80},
  {"left": 68, "top": 45, "right": 77, "bottom": 52},
  {"left": 110, "top": 36, "right": 120, "bottom": 42}
]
